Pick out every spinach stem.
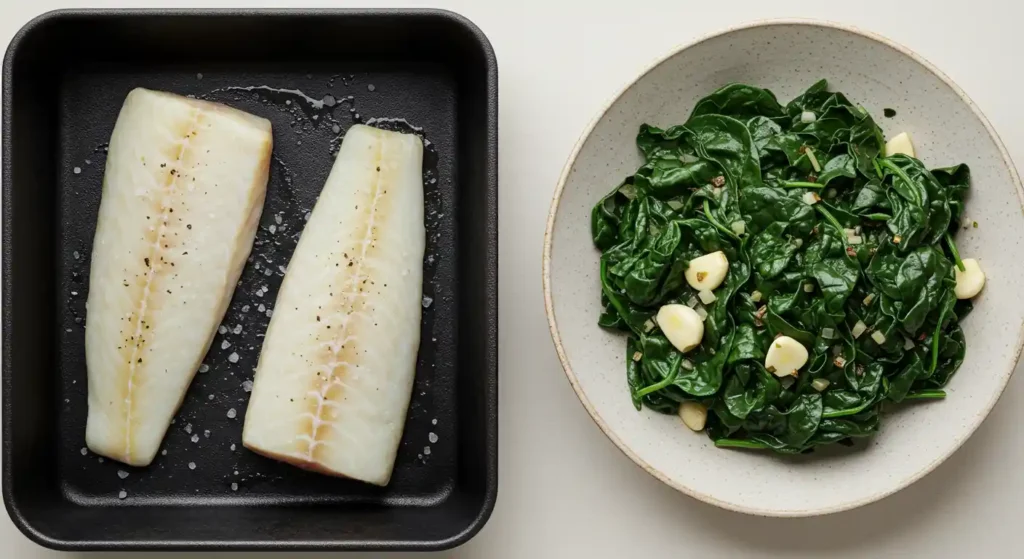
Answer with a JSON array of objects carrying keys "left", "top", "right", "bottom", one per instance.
[
  {"left": 872, "top": 158, "right": 884, "bottom": 179},
  {"left": 635, "top": 358, "right": 681, "bottom": 398},
  {"left": 823, "top": 401, "right": 872, "bottom": 419},
  {"left": 781, "top": 181, "right": 825, "bottom": 189},
  {"left": 715, "top": 439, "right": 768, "bottom": 450},
  {"left": 599, "top": 259, "right": 640, "bottom": 336},
  {"left": 702, "top": 199, "right": 740, "bottom": 240},
  {"left": 904, "top": 390, "right": 947, "bottom": 400},
  {"left": 944, "top": 232, "right": 966, "bottom": 271},
  {"left": 863, "top": 213, "right": 892, "bottom": 221},
  {"left": 929, "top": 303, "right": 951, "bottom": 376},
  {"left": 879, "top": 159, "right": 922, "bottom": 205},
  {"left": 814, "top": 204, "right": 845, "bottom": 239}
]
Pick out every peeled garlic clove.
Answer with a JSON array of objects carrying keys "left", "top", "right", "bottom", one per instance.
[
  {"left": 679, "top": 401, "right": 707, "bottom": 431},
  {"left": 885, "top": 131, "right": 915, "bottom": 158},
  {"left": 954, "top": 258, "right": 985, "bottom": 299},
  {"left": 656, "top": 304, "right": 704, "bottom": 354},
  {"left": 684, "top": 251, "right": 729, "bottom": 291},
  {"left": 765, "top": 335, "right": 809, "bottom": 377}
]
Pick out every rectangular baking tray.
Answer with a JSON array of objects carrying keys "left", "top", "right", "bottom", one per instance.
[{"left": 2, "top": 8, "right": 497, "bottom": 551}]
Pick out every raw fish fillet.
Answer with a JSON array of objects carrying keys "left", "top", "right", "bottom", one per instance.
[
  {"left": 85, "top": 88, "right": 272, "bottom": 466},
  {"left": 243, "top": 124, "right": 424, "bottom": 485}
]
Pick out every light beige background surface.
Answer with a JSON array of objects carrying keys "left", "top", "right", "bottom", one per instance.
[{"left": 2, "top": 0, "right": 1022, "bottom": 557}]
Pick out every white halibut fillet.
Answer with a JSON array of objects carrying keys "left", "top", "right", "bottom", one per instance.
[
  {"left": 243, "top": 124, "right": 424, "bottom": 485},
  {"left": 86, "top": 88, "right": 272, "bottom": 466}
]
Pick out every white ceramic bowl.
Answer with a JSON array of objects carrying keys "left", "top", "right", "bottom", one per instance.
[{"left": 543, "top": 20, "right": 1024, "bottom": 516}]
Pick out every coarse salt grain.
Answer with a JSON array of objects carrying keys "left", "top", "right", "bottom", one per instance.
[{"left": 227, "top": 408, "right": 237, "bottom": 419}]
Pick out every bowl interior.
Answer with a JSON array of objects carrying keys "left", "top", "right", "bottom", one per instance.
[{"left": 546, "top": 21, "right": 1024, "bottom": 516}]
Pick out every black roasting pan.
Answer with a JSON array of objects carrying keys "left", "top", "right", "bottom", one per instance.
[{"left": 2, "top": 8, "right": 497, "bottom": 551}]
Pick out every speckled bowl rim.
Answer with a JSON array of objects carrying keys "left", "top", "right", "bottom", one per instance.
[{"left": 542, "top": 18, "right": 1024, "bottom": 517}]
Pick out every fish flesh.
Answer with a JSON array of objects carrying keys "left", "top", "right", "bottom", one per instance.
[
  {"left": 86, "top": 89, "right": 272, "bottom": 466},
  {"left": 85, "top": 88, "right": 272, "bottom": 466},
  {"left": 243, "top": 124, "right": 424, "bottom": 485}
]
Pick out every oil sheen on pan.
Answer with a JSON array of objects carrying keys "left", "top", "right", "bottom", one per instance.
[
  {"left": 243, "top": 124, "right": 425, "bottom": 486},
  {"left": 85, "top": 88, "right": 272, "bottom": 467}
]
